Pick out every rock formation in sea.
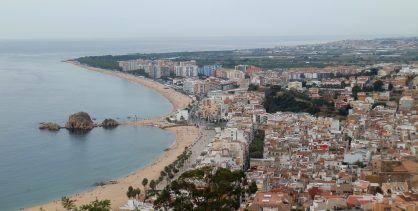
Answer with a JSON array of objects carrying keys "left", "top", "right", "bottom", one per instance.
[
  {"left": 39, "top": 122, "right": 61, "bottom": 131},
  {"left": 65, "top": 112, "right": 95, "bottom": 130},
  {"left": 101, "top": 118, "right": 119, "bottom": 128}
]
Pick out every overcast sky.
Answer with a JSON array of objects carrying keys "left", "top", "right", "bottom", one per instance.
[{"left": 1, "top": 0, "right": 418, "bottom": 40}]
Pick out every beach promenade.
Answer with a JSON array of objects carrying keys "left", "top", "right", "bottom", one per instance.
[{"left": 27, "top": 62, "right": 199, "bottom": 211}]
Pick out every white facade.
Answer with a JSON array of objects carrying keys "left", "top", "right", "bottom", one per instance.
[
  {"left": 175, "top": 61, "right": 198, "bottom": 77},
  {"left": 175, "top": 110, "right": 189, "bottom": 121}
]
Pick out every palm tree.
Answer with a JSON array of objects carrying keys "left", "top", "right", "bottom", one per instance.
[
  {"left": 134, "top": 188, "right": 141, "bottom": 199},
  {"left": 160, "top": 171, "right": 166, "bottom": 178},
  {"left": 142, "top": 178, "right": 148, "bottom": 188},
  {"left": 149, "top": 180, "right": 156, "bottom": 192},
  {"left": 127, "top": 186, "right": 135, "bottom": 199},
  {"left": 142, "top": 178, "right": 149, "bottom": 202}
]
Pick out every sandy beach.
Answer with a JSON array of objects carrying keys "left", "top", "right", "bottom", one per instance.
[{"left": 26, "top": 62, "right": 198, "bottom": 211}]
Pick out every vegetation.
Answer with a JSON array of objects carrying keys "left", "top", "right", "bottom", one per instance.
[
  {"left": 352, "top": 85, "right": 362, "bottom": 99},
  {"left": 154, "top": 167, "right": 257, "bottom": 211},
  {"left": 61, "top": 196, "right": 111, "bottom": 211},
  {"left": 142, "top": 178, "right": 148, "bottom": 199},
  {"left": 388, "top": 83, "right": 394, "bottom": 91},
  {"left": 263, "top": 85, "right": 319, "bottom": 115},
  {"left": 247, "top": 83, "right": 259, "bottom": 91},
  {"left": 76, "top": 56, "right": 121, "bottom": 70},
  {"left": 372, "top": 102, "right": 386, "bottom": 109},
  {"left": 249, "top": 130, "right": 265, "bottom": 158},
  {"left": 338, "top": 104, "right": 352, "bottom": 116},
  {"left": 330, "top": 68, "right": 379, "bottom": 79},
  {"left": 373, "top": 80, "right": 384, "bottom": 92},
  {"left": 129, "top": 69, "right": 149, "bottom": 77},
  {"left": 154, "top": 150, "right": 192, "bottom": 188},
  {"left": 75, "top": 37, "right": 418, "bottom": 71},
  {"left": 126, "top": 186, "right": 141, "bottom": 199},
  {"left": 353, "top": 160, "right": 367, "bottom": 168}
]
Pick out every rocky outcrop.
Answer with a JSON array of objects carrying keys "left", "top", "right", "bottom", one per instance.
[
  {"left": 39, "top": 122, "right": 61, "bottom": 131},
  {"left": 65, "top": 112, "right": 94, "bottom": 130},
  {"left": 101, "top": 118, "right": 119, "bottom": 128}
]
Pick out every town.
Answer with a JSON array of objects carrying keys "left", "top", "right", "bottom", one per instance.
[{"left": 76, "top": 38, "right": 418, "bottom": 211}]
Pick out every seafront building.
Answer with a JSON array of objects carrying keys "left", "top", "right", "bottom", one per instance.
[
  {"left": 175, "top": 61, "right": 199, "bottom": 77},
  {"left": 199, "top": 64, "right": 222, "bottom": 76}
]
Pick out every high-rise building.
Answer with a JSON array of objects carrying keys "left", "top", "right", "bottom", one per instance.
[
  {"left": 199, "top": 64, "right": 222, "bottom": 76},
  {"left": 175, "top": 61, "right": 198, "bottom": 77}
]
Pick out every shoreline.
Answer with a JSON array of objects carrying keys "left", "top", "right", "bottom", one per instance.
[{"left": 26, "top": 61, "right": 198, "bottom": 211}]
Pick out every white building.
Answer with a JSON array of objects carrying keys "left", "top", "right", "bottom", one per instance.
[
  {"left": 175, "top": 61, "right": 198, "bottom": 77},
  {"left": 175, "top": 110, "right": 189, "bottom": 121}
]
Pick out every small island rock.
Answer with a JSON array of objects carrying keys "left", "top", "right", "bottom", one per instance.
[
  {"left": 39, "top": 122, "right": 61, "bottom": 131},
  {"left": 101, "top": 118, "right": 119, "bottom": 128},
  {"left": 65, "top": 112, "right": 94, "bottom": 130}
]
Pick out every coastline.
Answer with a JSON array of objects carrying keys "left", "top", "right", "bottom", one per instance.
[{"left": 26, "top": 61, "right": 198, "bottom": 211}]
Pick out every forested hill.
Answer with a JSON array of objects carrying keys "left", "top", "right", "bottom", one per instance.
[{"left": 74, "top": 37, "right": 418, "bottom": 70}]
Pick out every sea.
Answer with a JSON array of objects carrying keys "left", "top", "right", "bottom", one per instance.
[{"left": 0, "top": 36, "right": 353, "bottom": 210}]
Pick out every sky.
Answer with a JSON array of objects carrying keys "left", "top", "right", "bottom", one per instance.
[{"left": 1, "top": 0, "right": 418, "bottom": 40}]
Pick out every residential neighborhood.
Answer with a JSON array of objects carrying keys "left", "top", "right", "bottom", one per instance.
[{"left": 115, "top": 56, "right": 418, "bottom": 210}]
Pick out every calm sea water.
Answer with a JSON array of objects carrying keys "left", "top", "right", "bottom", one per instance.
[{"left": 0, "top": 36, "right": 348, "bottom": 210}]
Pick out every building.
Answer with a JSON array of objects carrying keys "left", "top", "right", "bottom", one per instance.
[
  {"left": 225, "top": 69, "right": 245, "bottom": 81},
  {"left": 118, "top": 60, "right": 142, "bottom": 71},
  {"left": 399, "top": 96, "right": 414, "bottom": 112},
  {"left": 199, "top": 64, "right": 222, "bottom": 76},
  {"left": 183, "top": 79, "right": 208, "bottom": 95},
  {"left": 214, "top": 68, "right": 245, "bottom": 81},
  {"left": 287, "top": 81, "right": 303, "bottom": 91},
  {"left": 175, "top": 110, "right": 189, "bottom": 121},
  {"left": 308, "top": 87, "right": 321, "bottom": 99},
  {"left": 175, "top": 61, "right": 198, "bottom": 77},
  {"left": 248, "top": 192, "right": 292, "bottom": 211}
]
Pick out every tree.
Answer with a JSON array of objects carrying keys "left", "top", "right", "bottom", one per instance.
[
  {"left": 373, "top": 80, "right": 384, "bottom": 92},
  {"left": 341, "top": 81, "right": 347, "bottom": 88},
  {"left": 154, "top": 167, "right": 248, "bottom": 211},
  {"left": 61, "top": 197, "right": 111, "bottom": 211},
  {"left": 160, "top": 171, "right": 167, "bottom": 178},
  {"left": 388, "top": 83, "right": 394, "bottom": 91},
  {"left": 154, "top": 187, "right": 171, "bottom": 211},
  {"left": 61, "top": 196, "right": 77, "bottom": 211},
  {"left": 127, "top": 186, "right": 134, "bottom": 199},
  {"left": 353, "top": 160, "right": 366, "bottom": 168},
  {"left": 126, "top": 186, "right": 141, "bottom": 199},
  {"left": 352, "top": 85, "right": 362, "bottom": 100},
  {"left": 142, "top": 178, "right": 149, "bottom": 201},
  {"left": 248, "top": 180, "right": 258, "bottom": 194},
  {"left": 142, "top": 178, "right": 149, "bottom": 189},
  {"left": 79, "top": 199, "right": 111, "bottom": 211},
  {"left": 149, "top": 180, "right": 157, "bottom": 192},
  {"left": 249, "top": 130, "right": 265, "bottom": 158},
  {"left": 248, "top": 84, "right": 259, "bottom": 91}
]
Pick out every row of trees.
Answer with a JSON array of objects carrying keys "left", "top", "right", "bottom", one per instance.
[
  {"left": 157, "top": 150, "right": 192, "bottom": 186},
  {"left": 125, "top": 150, "right": 193, "bottom": 203},
  {"left": 249, "top": 130, "right": 265, "bottom": 158},
  {"left": 61, "top": 197, "right": 111, "bottom": 211}
]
